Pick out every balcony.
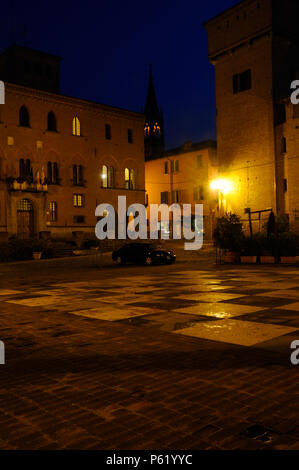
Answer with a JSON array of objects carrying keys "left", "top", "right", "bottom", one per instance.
[{"left": 7, "top": 178, "right": 48, "bottom": 193}]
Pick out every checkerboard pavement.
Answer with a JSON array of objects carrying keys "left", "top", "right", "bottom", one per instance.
[{"left": 0, "top": 258, "right": 299, "bottom": 449}]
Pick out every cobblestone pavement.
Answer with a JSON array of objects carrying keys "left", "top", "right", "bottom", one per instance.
[{"left": 0, "top": 253, "right": 298, "bottom": 450}]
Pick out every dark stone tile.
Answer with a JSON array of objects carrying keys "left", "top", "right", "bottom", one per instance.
[{"left": 222, "top": 296, "right": 297, "bottom": 308}]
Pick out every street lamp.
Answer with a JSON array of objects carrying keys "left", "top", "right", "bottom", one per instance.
[{"left": 210, "top": 178, "right": 233, "bottom": 215}]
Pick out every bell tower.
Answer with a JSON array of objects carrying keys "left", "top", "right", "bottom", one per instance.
[{"left": 144, "top": 65, "right": 164, "bottom": 161}]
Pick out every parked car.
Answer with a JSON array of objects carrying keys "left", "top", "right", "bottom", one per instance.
[{"left": 112, "top": 243, "right": 176, "bottom": 266}]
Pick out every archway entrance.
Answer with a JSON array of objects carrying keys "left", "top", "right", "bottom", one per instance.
[{"left": 17, "top": 199, "right": 34, "bottom": 239}]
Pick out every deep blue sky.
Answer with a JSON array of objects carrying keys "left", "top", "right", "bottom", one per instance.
[{"left": 1, "top": 0, "right": 240, "bottom": 149}]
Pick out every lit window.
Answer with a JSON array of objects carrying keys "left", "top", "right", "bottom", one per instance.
[
  {"left": 101, "top": 165, "right": 114, "bottom": 188},
  {"left": 73, "top": 194, "right": 83, "bottom": 207},
  {"left": 125, "top": 168, "right": 136, "bottom": 189},
  {"left": 144, "top": 123, "right": 150, "bottom": 136},
  {"left": 50, "top": 201, "right": 57, "bottom": 221},
  {"left": 72, "top": 116, "right": 81, "bottom": 136},
  {"left": 153, "top": 122, "right": 161, "bottom": 135}
]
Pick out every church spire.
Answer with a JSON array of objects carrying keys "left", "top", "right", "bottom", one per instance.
[
  {"left": 144, "top": 65, "right": 164, "bottom": 161},
  {"left": 144, "top": 64, "right": 159, "bottom": 117}
]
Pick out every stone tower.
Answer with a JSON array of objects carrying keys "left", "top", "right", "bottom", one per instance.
[{"left": 204, "top": 0, "right": 299, "bottom": 225}]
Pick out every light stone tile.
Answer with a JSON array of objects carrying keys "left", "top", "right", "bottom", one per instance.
[
  {"left": 68, "top": 305, "right": 164, "bottom": 321},
  {"left": 174, "top": 319, "right": 298, "bottom": 346},
  {"left": 0, "top": 289, "right": 23, "bottom": 296},
  {"left": 255, "top": 290, "right": 299, "bottom": 299},
  {"left": 173, "top": 303, "right": 264, "bottom": 317},
  {"left": 175, "top": 292, "right": 246, "bottom": 302},
  {"left": 275, "top": 302, "right": 299, "bottom": 311}
]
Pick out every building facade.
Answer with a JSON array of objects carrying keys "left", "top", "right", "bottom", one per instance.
[
  {"left": 145, "top": 140, "right": 218, "bottom": 239},
  {"left": 204, "top": 0, "right": 299, "bottom": 232},
  {"left": 0, "top": 45, "right": 145, "bottom": 240}
]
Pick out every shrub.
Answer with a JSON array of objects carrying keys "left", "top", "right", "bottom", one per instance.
[{"left": 213, "top": 213, "right": 243, "bottom": 251}]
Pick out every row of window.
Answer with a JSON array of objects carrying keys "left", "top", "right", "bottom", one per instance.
[
  {"left": 49, "top": 200, "right": 85, "bottom": 224},
  {"left": 101, "top": 165, "right": 136, "bottom": 190},
  {"left": 160, "top": 186, "right": 205, "bottom": 204},
  {"left": 18, "top": 106, "right": 134, "bottom": 142},
  {"left": 163, "top": 155, "right": 203, "bottom": 175},
  {"left": 17, "top": 159, "right": 137, "bottom": 189},
  {"left": 164, "top": 160, "right": 179, "bottom": 174}
]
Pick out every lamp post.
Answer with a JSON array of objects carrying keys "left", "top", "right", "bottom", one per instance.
[{"left": 210, "top": 178, "right": 233, "bottom": 216}]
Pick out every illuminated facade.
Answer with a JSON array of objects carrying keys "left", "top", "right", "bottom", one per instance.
[
  {"left": 145, "top": 140, "right": 218, "bottom": 239},
  {"left": 0, "top": 45, "right": 145, "bottom": 239},
  {"left": 204, "top": 0, "right": 299, "bottom": 233}
]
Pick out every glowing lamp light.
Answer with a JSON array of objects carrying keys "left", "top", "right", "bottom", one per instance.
[
  {"left": 210, "top": 178, "right": 233, "bottom": 194},
  {"left": 101, "top": 174, "right": 107, "bottom": 179}
]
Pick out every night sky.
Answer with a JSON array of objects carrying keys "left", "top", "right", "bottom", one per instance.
[{"left": 1, "top": 0, "right": 240, "bottom": 149}]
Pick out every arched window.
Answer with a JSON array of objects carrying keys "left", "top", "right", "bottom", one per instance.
[
  {"left": 72, "top": 116, "right": 81, "bottom": 136},
  {"left": 19, "top": 106, "right": 30, "bottom": 127},
  {"left": 53, "top": 162, "right": 59, "bottom": 184},
  {"left": 101, "top": 165, "right": 114, "bottom": 188},
  {"left": 73, "top": 164, "right": 83, "bottom": 185},
  {"left": 144, "top": 123, "right": 150, "bottom": 136},
  {"left": 47, "top": 162, "right": 52, "bottom": 183},
  {"left": 19, "top": 158, "right": 25, "bottom": 178},
  {"left": 125, "top": 168, "right": 136, "bottom": 189},
  {"left": 130, "top": 169, "right": 136, "bottom": 190},
  {"left": 125, "top": 168, "right": 130, "bottom": 189},
  {"left": 47, "top": 111, "right": 57, "bottom": 131}
]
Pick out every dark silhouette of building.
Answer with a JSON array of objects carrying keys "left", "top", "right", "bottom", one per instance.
[
  {"left": 0, "top": 44, "right": 61, "bottom": 93},
  {"left": 144, "top": 65, "right": 164, "bottom": 161}
]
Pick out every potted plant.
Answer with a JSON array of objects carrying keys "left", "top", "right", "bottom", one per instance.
[
  {"left": 259, "top": 233, "right": 277, "bottom": 264},
  {"left": 279, "top": 232, "right": 298, "bottom": 264},
  {"left": 32, "top": 240, "right": 43, "bottom": 260},
  {"left": 240, "top": 235, "right": 259, "bottom": 264},
  {"left": 213, "top": 213, "right": 243, "bottom": 263}
]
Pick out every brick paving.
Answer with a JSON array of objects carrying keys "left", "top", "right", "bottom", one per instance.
[{"left": 0, "top": 252, "right": 298, "bottom": 449}]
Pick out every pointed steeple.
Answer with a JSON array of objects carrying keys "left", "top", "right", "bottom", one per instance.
[
  {"left": 144, "top": 64, "right": 164, "bottom": 161},
  {"left": 144, "top": 64, "right": 159, "bottom": 117}
]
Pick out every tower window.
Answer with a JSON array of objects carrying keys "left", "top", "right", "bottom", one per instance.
[
  {"left": 282, "top": 137, "right": 287, "bottom": 153},
  {"left": 128, "top": 129, "right": 133, "bottom": 143},
  {"left": 105, "top": 124, "right": 111, "bottom": 140},
  {"left": 144, "top": 123, "right": 150, "bottom": 136},
  {"left": 19, "top": 106, "right": 30, "bottom": 127},
  {"left": 153, "top": 122, "right": 161, "bottom": 135},
  {"left": 72, "top": 116, "right": 81, "bottom": 136},
  {"left": 284, "top": 179, "right": 288, "bottom": 192},
  {"left": 233, "top": 70, "right": 251, "bottom": 94}
]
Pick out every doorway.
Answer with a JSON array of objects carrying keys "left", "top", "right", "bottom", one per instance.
[{"left": 17, "top": 199, "right": 34, "bottom": 239}]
